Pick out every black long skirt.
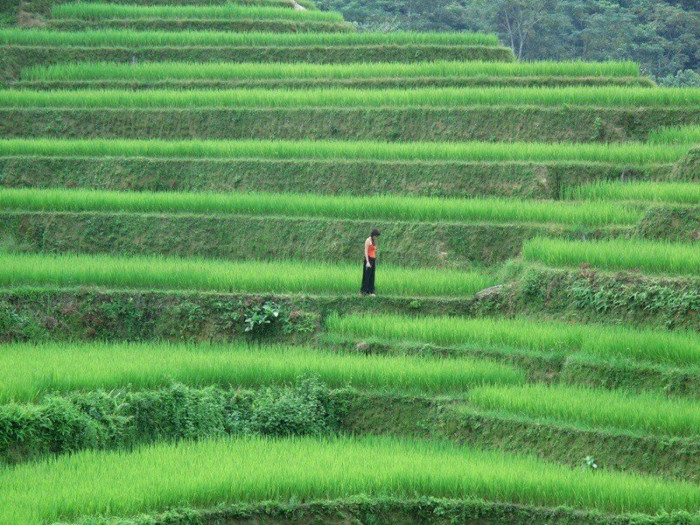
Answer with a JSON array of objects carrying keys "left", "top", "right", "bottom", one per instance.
[{"left": 361, "top": 257, "right": 376, "bottom": 295}]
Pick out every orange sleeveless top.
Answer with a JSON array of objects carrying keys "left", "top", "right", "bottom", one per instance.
[{"left": 368, "top": 242, "right": 376, "bottom": 258}]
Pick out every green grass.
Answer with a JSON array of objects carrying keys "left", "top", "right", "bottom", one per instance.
[
  {"left": 0, "top": 138, "right": 687, "bottom": 165},
  {"left": 468, "top": 384, "right": 700, "bottom": 437},
  {"left": 326, "top": 313, "right": 700, "bottom": 367},
  {"left": 21, "top": 60, "right": 641, "bottom": 82},
  {"left": 2, "top": 86, "right": 699, "bottom": 108},
  {"left": 565, "top": 182, "right": 700, "bottom": 204},
  {"left": 51, "top": 3, "right": 343, "bottom": 21},
  {"left": 2, "top": 435, "right": 699, "bottom": 523},
  {"left": 0, "top": 252, "right": 496, "bottom": 297},
  {"left": 0, "top": 28, "right": 500, "bottom": 47},
  {"left": 0, "top": 188, "right": 643, "bottom": 227},
  {"left": 648, "top": 126, "right": 700, "bottom": 144},
  {"left": 0, "top": 342, "right": 524, "bottom": 402},
  {"left": 523, "top": 237, "right": 700, "bottom": 276}
]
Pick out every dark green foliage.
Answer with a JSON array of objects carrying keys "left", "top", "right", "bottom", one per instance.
[
  {"left": 672, "top": 147, "right": 700, "bottom": 181},
  {"left": 0, "top": 299, "right": 43, "bottom": 340},
  {"left": 503, "top": 266, "right": 700, "bottom": 331},
  {"left": 1, "top": 107, "right": 698, "bottom": 142},
  {"left": 0, "top": 290, "right": 328, "bottom": 343},
  {"left": 46, "top": 19, "right": 356, "bottom": 33},
  {"left": 562, "top": 357, "right": 700, "bottom": 401},
  {"left": 0, "top": 378, "right": 341, "bottom": 465},
  {"left": 656, "top": 70, "right": 700, "bottom": 88},
  {"left": 0, "top": 157, "right": 671, "bottom": 199},
  {"left": 636, "top": 206, "right": 700, "bottom": 243},
  {"left": 0, "top": 289, "right": 480, "bottom": 343},
  {"left": 68, "top": 497, "right": 700, "bottom": 525},
  {"left": 0, "top": 45, "right": 514, "bottom": 81},
  {"left": 248, "top": 377, "right": 340, "bottom": 437}
]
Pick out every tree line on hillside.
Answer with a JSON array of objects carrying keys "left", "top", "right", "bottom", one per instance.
[{"left": 317, "top": 0, "right": 700, "bottom": 84}]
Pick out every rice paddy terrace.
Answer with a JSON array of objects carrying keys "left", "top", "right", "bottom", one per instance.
[{"left": 0, "top": 0, "right": 699, "bottom": 524}]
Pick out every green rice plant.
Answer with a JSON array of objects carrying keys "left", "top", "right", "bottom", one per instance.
[
  {"left": 0, "top": 342, "right": 524, "bottom": 402},
  {"left": 522, "top": 237, "right": 700, "bottom": 276},
  {"left": 648, "top": 126, "right": 700, "bottom": 144},
  {"left": 0, "top": 138, "right": 687, "bottom": 165},
  {"left": 21, "top": 60, "right": 641, "bottom": 82},
  {"left": 0, "top": 28, "right": 500, "bottom": 47},
  {"left": 1, "top": 435, "right": 699, "bottom": 523},
  {"left": 468, "top": 384, "right": 700, "bottom": 437},
  {"left": 325, "top": 313, "right": 700, "bottom": 367},
  {"left": 0, "top": 252, "right": 496, "bottom": 297},
  {"left": 2, "top": 86, "right": 698, "bottom": 108},
  {"left": 51, "top": 3, "right": 344, "bottom": 22},
  {"left": 565, "top": 182, "right": 700, "bottom": 204},
  {"left": 0, "top": 188, "right": 643, "bottom": 226}
]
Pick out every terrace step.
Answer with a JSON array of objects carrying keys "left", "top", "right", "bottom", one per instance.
[
  {"left": 1, "top": 107, "right": 697, "bottom": 142},
  {"left": 0, "top": 211, "right": 631, "bottom": 267},
  {"left": 0, "top": 156, "right": 672, "bottom": 200}
]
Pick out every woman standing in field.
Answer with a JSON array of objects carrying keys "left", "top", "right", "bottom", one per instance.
[{"left": 361, "top": 229, "right": 380, "bottom": 296}]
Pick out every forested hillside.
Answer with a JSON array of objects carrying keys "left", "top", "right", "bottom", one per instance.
[{"left": 318, "top": 0, "right": 700, "bottom": 82}]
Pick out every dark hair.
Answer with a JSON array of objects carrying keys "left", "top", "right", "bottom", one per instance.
[{"left": 371, "top": 229, "right": 381, "bottom": 237}]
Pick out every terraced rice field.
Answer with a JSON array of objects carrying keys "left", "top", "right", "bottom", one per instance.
[{"left": 0, "top": 0, "right": 698, "bottom": 523}]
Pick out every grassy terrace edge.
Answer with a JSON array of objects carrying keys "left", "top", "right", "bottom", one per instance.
[
  {"left": 1, "top": 87, "right": 698, "bottom": 107},
  {"left": 1, "top": 107, "right": 697, "bottom": 142},
  {"left": 492, "top": 264, "right": 700, "bottom": 331},
  {"left": 0, "top": 156, "right": 675, "bottom": 200},
  {"left": 0, "top": 210, "right": 632, "bottom": 267},
  {"left": 59, "top": 497, "right": 700, "bottom": 525}
]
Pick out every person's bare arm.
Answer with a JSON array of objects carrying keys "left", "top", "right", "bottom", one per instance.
[{"left": 364, "top": 238, "right": 371, "bottom": 267}]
